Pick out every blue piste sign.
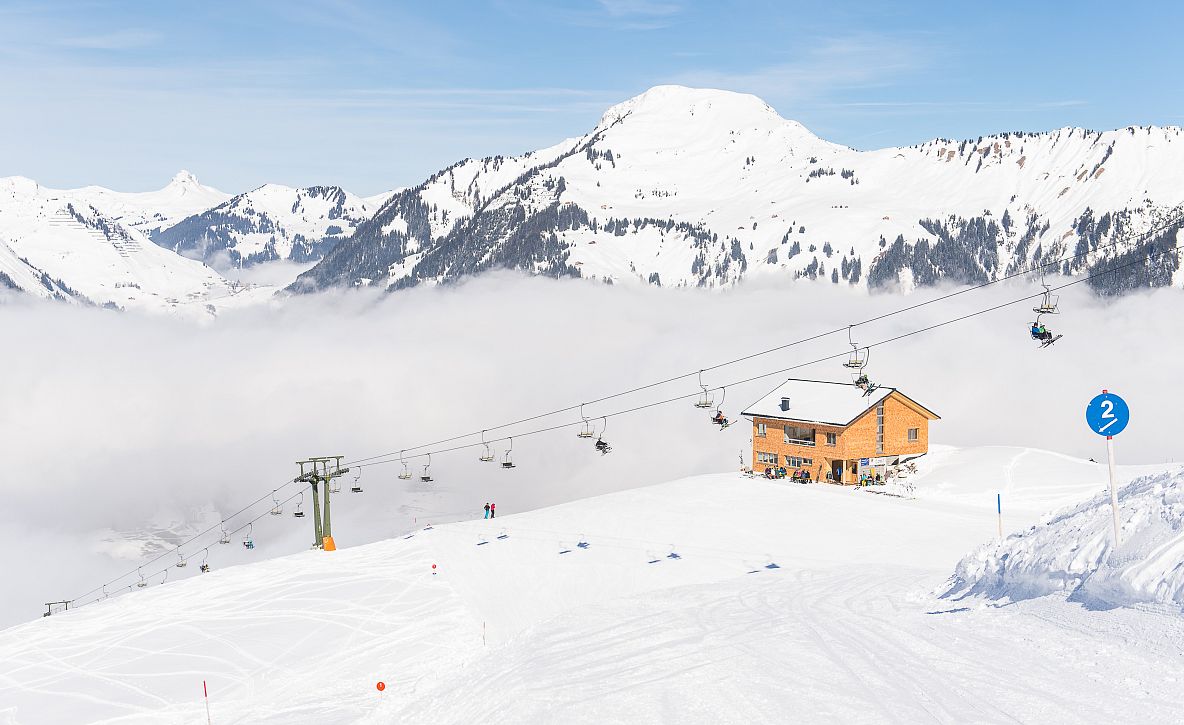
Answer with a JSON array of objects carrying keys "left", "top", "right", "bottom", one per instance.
[{"left": 1085, "top": 390, "right": 1129, "bottom": 438}]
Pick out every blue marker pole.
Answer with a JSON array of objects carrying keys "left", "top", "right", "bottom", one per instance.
[{"left": 996, "top": 493, "right": 1002, "bottom": 541}]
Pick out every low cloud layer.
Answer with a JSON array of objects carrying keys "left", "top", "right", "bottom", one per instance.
[{"left": 0, "top": 275, "right": 1176, "bottom": 626}]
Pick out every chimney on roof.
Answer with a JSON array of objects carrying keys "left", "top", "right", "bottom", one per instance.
[{"left": 779, "top": 397, "right": 791, "bottom": 411}]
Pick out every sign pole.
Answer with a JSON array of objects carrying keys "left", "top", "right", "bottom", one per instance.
[
  {"left": 1086, "top": 389, "right": 1128, "bottom": 552},
  {"left": 1106, "top": 436, "right": 1120, "bottom": 548},
  {"left": 996, "top": 493, "right": 1002, "bottom": 542}
]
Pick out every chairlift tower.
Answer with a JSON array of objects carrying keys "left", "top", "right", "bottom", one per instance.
[
  {"left": 294, "top": 456, "right": 348, "bottom": 551},
  {"left": 43, "top": 600, "right": 70, "bottom": 617}
]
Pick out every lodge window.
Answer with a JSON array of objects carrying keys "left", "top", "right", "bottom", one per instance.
[
  {"left": 825, "top": 432, "right": 837, "bottom": 446},
  {"left": 908, "top": 428, "right": 919, "bottom": 442},
  {"left": 783, "top": 425, "right": 816, "bottom": 446},
  {"left": 756, "top": 451, "right": 778, "bottom": 464},
  {"left": 757, "top": 423, "right": 767, "bottom": 437},
  {"left": 785, "top": 456, "right": 813, "bottom": 467}
]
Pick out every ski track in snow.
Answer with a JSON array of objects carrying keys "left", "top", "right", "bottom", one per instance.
[{"left": 389, "top": 568, "right": 1184, "bottom": 724}]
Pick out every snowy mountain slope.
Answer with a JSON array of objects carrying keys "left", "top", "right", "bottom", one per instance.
[
  {"left": 0, "top": 176, "right": 246, "bottom": 313},
  {"left": 69, "top": 170, "right": 230, "bottom": 236},
  {"left": 947, "top": 466, "right": 1184, "bottom": 609},
  {"left": 4, "top": 448, "right": 1184, "bottom": 724},
  {"left": 153, "top": 184, "right": 383, "bottom": 267},
  {"left": 901, "top": 444, "right": 1171, "bottom": 512},
  {"left": 293, "top": 85, "right": 1184, "bottom": 295}
]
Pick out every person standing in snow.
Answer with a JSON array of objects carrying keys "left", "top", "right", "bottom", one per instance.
[
  {"left": 484, "top": 503, "right": 490, "bottom": 519},
  {"left": 490, "top": 503, "right": 496, "bottom": 519}
]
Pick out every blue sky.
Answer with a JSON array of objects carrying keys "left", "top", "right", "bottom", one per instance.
[{"left": 2, "top": 0, "right": 1181, "bottom": 195}]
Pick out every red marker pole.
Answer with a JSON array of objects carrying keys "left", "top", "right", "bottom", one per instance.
[{"left": 203, "top": 680, "right": 212, "bottom": 725}]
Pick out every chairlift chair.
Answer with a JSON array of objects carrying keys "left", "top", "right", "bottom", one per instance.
[
  {"left": 136, "top": 568, "right": 147, "bottom": 588},
  {"left": 219, "top": 522, "right": 231, "bottom": 545},
  {"left": 293, "top": 492, "right": 305, "bottom": 518},
  {"left": 398, "top": 450, "right": 414, "bottom": 479},
  {"left": 199, "top": 550, "right": 210, "bottom": 573},
  {"left": 576, "top": 405, "right": 594, "bottom": 438},
  {"left": 710, "top": 387, "right": 729, "bottom": 427},
  {"left": 502, "top": 437, "right": 517, "bottom": 469},
  {"left": 1033, "top": 282, "right": 1060, "bottom": 315},
  {"left": 350, "top": 466, "right": 363, "bottom": 493},
  {"left": 270, "top": 490, "right": 283, "bottom": 516},
  {"left": 843, "top": 326, "right": 866, "bottom": 369},
  {"left": 420, "top": 454, "right": 434, "bottom": 483},
  {"left": 479, "top": 433, "right": 495, "bottom": 462},
  {"left": 594, "top": 417, "right": 612, "bottom": 455},
  {"left": 175, "top": 551, "right": 187, "bottom": 568},
  {"left": 693, "top": 370, "right": 714, "bottom": 409},
  {"left": 242, "top": 523, "right": 255, "bottom": 550}
]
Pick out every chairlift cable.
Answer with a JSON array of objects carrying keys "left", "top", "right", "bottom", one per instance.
[{"left": 347, "top": 209, "right": 1184, "bottom": 468}]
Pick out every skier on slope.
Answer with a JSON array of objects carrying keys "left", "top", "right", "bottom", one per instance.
[
  {"left": 490, "top": 503, "right": 496, "bottom": 519},
  {"left": 484, "top": 503, "right": 490, "bottom": 519}
]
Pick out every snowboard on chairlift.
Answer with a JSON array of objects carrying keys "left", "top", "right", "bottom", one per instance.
[{"left": 1040, "top": 335, "right": 1063, "bottom": 348}]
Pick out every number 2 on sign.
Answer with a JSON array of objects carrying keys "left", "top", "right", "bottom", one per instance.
[{"left": 1098, "top": 400, "right": 1117, "bottom": 432}]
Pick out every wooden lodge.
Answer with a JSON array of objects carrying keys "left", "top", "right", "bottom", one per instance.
[{"left": 741, "top": 379, "right": 940, "bottom": 484}]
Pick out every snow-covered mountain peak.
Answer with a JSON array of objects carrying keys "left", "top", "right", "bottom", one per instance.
[
  {"left": 0, "top": 176, "right": 41, "bottom": 196},
  {"left": 596, "top": 84, "right": 827, "bottom": 147},
  {"left": 166, "top": 169, "right": 206, "bottom": 192},
  {"left": 601, "top": 85, "right": 775, "bottom": 124}
]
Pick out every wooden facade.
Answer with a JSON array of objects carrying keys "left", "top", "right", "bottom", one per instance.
[{"left": 746, "top": 386, "right": 939, "bottom": 484}]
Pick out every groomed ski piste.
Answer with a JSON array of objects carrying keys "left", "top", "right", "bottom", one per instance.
[{"left": 2, "top": 445, "right": 1183, "bottom": 724}]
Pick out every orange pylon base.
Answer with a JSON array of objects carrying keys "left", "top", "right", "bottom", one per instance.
[{"left": 322, "top": 536, "right": 336, "bottom": 551}]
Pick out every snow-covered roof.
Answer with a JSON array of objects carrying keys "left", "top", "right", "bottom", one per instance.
[{"left": 741, "top": 379, "right": 936, "bottom": 427}]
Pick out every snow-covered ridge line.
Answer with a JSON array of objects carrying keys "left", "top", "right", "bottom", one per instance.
[
  {"left": 152, "top": 182, "right": 381, "bottom": 267},
  {"left": 292, "top": 85, "right": 1184, "bottom": 296},
  {"left": 0, "top": 171, "right": 397, "bottom": 314}
]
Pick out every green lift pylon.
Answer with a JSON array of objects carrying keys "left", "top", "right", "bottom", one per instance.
[{"left": 294, "top": 457, "right": 348, "bottom": 551}]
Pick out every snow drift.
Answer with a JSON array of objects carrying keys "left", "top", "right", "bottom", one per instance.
[{"left": 945, "top": 468, "right": 1184, "bottom": 609}]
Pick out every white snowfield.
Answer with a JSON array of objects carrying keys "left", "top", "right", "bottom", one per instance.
[{"left": 1, "top": 446, "right": 1182, "bottom": 724}]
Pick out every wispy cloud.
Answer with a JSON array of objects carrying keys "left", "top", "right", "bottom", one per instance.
[
  {"left": 55, "top": 29, "right": 160, "bottom": 50},
  {"left": 670, "top": 34, "right": 927, "bottom": 108},
  {"left": 597, "top": 0, "right": 682, "bottom": 17},
  {"left": 502, "top": 0, "right": 683, "bottom": 30}
]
